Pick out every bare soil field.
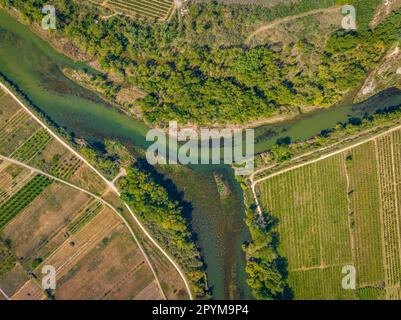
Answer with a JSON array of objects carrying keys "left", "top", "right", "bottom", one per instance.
[
  {"left": 134, "top": 280, "right": 162, "bottom": 300},
  {"left": 7, "top": 207, "right": 162, "bottom": 300},
  {"left": 0, "top": 88, "right": 166, "bottom": 300},
  {"left": 69, "top": 163, "right": 109, "bottom": 195},
  {"left": 1, "top": 182, "right": 90, "bottom": 265},
  {"left": 55, "top": 225, "right": 160, "bottom": 300},
  {"left": 0, "top": 95, "right": 21, "bottom": 125},
  {"left": 11, "top": 279, "right": 45, "bottom": 300}
]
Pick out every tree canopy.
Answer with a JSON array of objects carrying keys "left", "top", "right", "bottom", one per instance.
[{"left": 2, "top": 0, "right": 398, "bottom": 127}]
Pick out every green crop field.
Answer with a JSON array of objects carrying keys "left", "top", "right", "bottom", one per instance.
[
  {"left": 0, "top": 175, "right": 53, "bottom": 230},
  {"left": 11, "top": 128, "right": 53, "bottom": 162},
  {"left": 102, "top": 0, "right": 174, "bottom": 20},
  {"left": 256, "top": 128, "right": 401, "bottom": 300}
]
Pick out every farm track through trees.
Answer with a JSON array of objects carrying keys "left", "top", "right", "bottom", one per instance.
[{"left": 246, "top": 6, "right": 340, "bottom": 44}]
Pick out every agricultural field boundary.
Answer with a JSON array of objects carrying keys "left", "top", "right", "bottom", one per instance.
[
  {"left": 0, "top": 153, "right": 167, "bottom": 300},
  {"left": 0, "top": 287, "right": 10, "bottom": 300},
  {"left": 251, "top": 122, "right": 401, "bottom": 215},
  {"left": 93, "top": 0, "right": 175, "bottom": 21},
  {"left": 0, "top": 81, "right": 193, "bottom": 300}
]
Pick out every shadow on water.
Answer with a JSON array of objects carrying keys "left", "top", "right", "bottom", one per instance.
[
  {"left": 2, "top": 9, "right": 401, "bottom": 299},
  {"left": 253, "top": 87, "right": 401, "bottom": 153},
  {"left": 0, "top": 10, "right": 254, "bottom": 299},
  {"left": 134, "top": 158, "right": 195, "bottom": 231},
  {"left": 154, "top": 163, "right": 254, "bottom": 299}
]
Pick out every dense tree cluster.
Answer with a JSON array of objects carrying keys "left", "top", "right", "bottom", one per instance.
[
  {"left": 2, "top": 0, "right": 401, "bottom": 300},
  {"left": 119, "top": 166, "right": 208, "bottom": 298},
  {"left": 242, "top": 207, "right": 291, "bottom": 300},
  {"left": 2, "top": 0, "right": 399, "bottom": 127},
  {"left": 270, "top": 144, "right": 292, "bottom": 162},
  {"left": 80, "top": 144, "right": 120, "bottom": 180}
]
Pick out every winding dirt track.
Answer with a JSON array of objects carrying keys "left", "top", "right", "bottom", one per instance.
[{"left": 246, "top": 6, "right": 340, "bottom": 44}]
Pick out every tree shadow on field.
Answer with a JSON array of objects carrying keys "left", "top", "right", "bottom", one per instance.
[
  {"left": 275, "top": 256, "right": 293, "bottom": 300},
  {"left": 262, "top": 211, "right": 294, "bottom": 300}
]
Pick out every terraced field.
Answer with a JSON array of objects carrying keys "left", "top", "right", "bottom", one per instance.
[
  {"left": 256, "top": 127, "right": 401, "bottom": 299},
  {"left": 92, "top": 0, "right": 174, "bottom": 20}
]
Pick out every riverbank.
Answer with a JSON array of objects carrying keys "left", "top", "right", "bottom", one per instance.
[
  {"left": 0, "top": 4, "right": 377, "bottom": 135},
  {"left": 2, "top": 5, "right": 401, "bottom": 300},
  {"left": 0, "top": 9, "right": 253, "bottom": 299}
]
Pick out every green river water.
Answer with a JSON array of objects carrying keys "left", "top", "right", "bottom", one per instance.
[{"left": 1, "top": 10, "right": 401, "bottom": 299}]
